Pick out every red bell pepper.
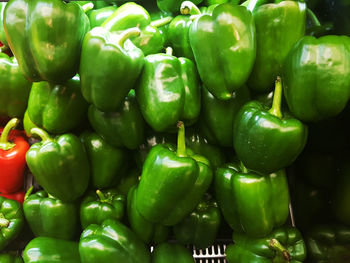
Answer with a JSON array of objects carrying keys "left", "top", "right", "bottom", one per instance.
[
  {"left": 0, "top": 118, "right": 29, "bottom": 193},
  {"left": 0, "top": 191, "right": 25, "bottom": 204}
]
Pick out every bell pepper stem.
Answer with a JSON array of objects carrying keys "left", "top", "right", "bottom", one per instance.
[
  {"left": 0, "top": 118, "right": 20, "bottom": 151},
  {"left": 307, "top": 8, "right": 321, "bottom": 27},
  {"left": 269, "top": 238, "right": 291, "bottom": 261},
  {"left": 166, "top": 47, "right": 173, "bottom": 56},
  {"left": 177, "top": 121, "right": 187, "bottom": 157},
  {"left": 0, "top": 217, "right": 9, "bottom": 228},
  {"left": 240, "top": 161, "right": 249, "bottom": 173},
  {"left": 117, "top": 27, "right": 141, "bottom": 47},
  {"left": 24, "top": 186, "right": 34, "bottom": 201},
  {"left": 150, "top": 16, "right": 173, "bottom": 28},
  {"left": 268, "top": 76, "right": 283, "bottom": 119},
  {"left": 180, "top": 1, "right": 202, "bottom": 15},
  {"left": 80, "top": 2, "right": 94, "bottom": 13},
  {"left": 96, "top": 190, "right": 107, "bottom": 202},
  {"left": 30, "top": 128, "right": 52, "bottom": 143}
]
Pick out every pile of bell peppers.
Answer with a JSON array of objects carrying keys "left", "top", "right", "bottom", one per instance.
[{"left": 0, "top": 0, "right": 349, "bottom": 262}]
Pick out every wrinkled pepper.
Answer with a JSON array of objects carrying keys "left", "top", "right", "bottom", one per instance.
[
  {"left": 152, "top": 243, "right": 195, "bottom": 263},
  {"left": 23, "top": 188, "right": 79, "bottom": 240},
  {"left": 0, "top": 118, "right": 29, "bottom": 194},
  {"left": 233, "top": 77, "right": 308, "bottom": 174},
  {"left": 4, "top": 0, "right": 90, "bottom": 83},
  {"left": 136, "top": 122, "right": 213, "bottom": 226},
  {"left": 26, "top": 128, "right": 90, "bottom": 202},
  {"left": 215, "top": 162, "right": 290, "bottom": 237},
  {"left": 136, "top": 47, "right": 201, "bottom": 132}
]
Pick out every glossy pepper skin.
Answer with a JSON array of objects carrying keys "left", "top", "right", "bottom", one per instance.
[
  {"left": 88, "top": 6, "right": 117, "bottom": 28},
  {"left": 88, "top": 90, "right": 145, "bottom": 150},
  {"left": 0, "top": 119, "right": 29, "bottom": 194},
  {"left": 306, "top": 225, "right": 350, "bottom": 263},
  {"left": 0, "top": 254, "right": 23, "bottom": 263},
  {"left": 152, "top": 243, "right": 195, "bottom": 263},
  {"left": 23, "top": 188, "right": 79, "bottom": 240},
  {"left": 80, "top": 189, "right": 125, "bottom": 229},
  {"left": 80, "top": 132, "right": 127, "bottom": 189},
  {"left": 226, "top": 227, "right": 307, "bottom": 263},
  {"left": 4, "top": 0, "right": 89, "bottom": 83},
  {"left": 0, "top": 196, "right": 24, "bottom": 251},
  {"left": 27, "top": 76, "right": 88, "bottom": 134},
  {"left": 127, "top": 186, "right": 170, "bottom": 245},
  {"left": 201, "top": 85, "right": 250, "bottom": 147},
  {"left": 215, "top": 162, "right": 290, "bottom": 237},
  {"left": 136, "top": 122, "right": 213, "bottom": 226},
  {"left": 102, "top": 2, "right": 172, "bottom": 55},
  {"left": 188, "top": 2, "right": 256, "bottom": 100},
  {"left": 246, "top": 0, "right": 306, "bottom": 93},
  {"left": 0, "top": 53, "right": 31, "bottom": 119},
  {"left": 26, "top": 128, "right": 90, "bottom": 202},
  {"left": 23, "top": 237, "right": 81, "bottom": 263},
  {"left": 79, "top": 219, "right": 151, "bottom": 263},
  {"left": 173, "top": 193, "right": 221, "bottom": 249},
  {"left": 136, "top": 48, "right": 201, "bottom": 132},
  {"left": 233, "top": 77, "right": 308, "bottom": 174},
  {"left": 283, "top": 35, "right": 350, "bottom": 122},
  {"left": 80, "top": 27, "right": 144, "bottom": 112}
]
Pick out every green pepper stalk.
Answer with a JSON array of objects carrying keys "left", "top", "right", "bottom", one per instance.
[
  {"left": 80, "top": 2, "right": 94, "bottom": 13},
  {"left": 269, "top": 238, "right": 291, "bottom": 261},
  {"left": 0, "top": 213, "right": 9, "bottom": 228},
  {"left": 177, "top": 121, "right": 187, "bottom": 157},
  {"left": 268, "top": 76, "right": 283, "bottom": 118},
  {"left": 180, "top": 1, "right": 202, "bottom": 20},
  {"left": 0, "top": 118, "right": 19, "bottom": 151}
]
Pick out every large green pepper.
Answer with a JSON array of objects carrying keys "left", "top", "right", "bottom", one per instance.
[
  {"left": 4, "top": 0, "right": 90, "bottom": 83},
  {"left": 80, "top": 189, "right": 125, "bottom": 229},
  {"left": 246, "top": 0, "right": 306, "bottom": 93},
  {"left": 226, "top": 227, "right": 307, "bottom": 263},
  {"left": 233, "top": 77, "right": 308, "bottom": 174},
  {"left": 26, "top": 128, "right": 90, "bottom": 202},
  {"left": 80, "top": 27, "right": 144, "bottom": 112},
  {"left": 88, "top": 6, "right": 118, "bottom": 28},
  {"left": 136, "top": 122, "right": 213, "bottom": 226},
  {"left": 306, "top": 225, "right": 350, "bottom": 263},
  {"left": 127, "top": 186, "right": 170, "bottom": 245},
  {"left": 23, "top": 188, "right": 79, "bottom": 240},
  {"left": 27, "top": 76, "right": 88, "bottom": 134},
  {"left": 88, "top": 90, "right": 145, "bottom": 150},
  {"left": 23, "top": 237, "right": 81, "bottom": 263},
  {"left": 188, "top": 2, "right": 256, "bottom": 100},
  {"left": 201, "top": 85, "right": 250, "bottom": 147},
  {"left": 215, "top": 162, "right": 290, "bottom": 237},
  {"left": 80, "top": 131, "right": 127, "bottom": 189},
  {"left": 79, "top": 219, "right": 151, "bottom": 263},
  {"left": 152, "top": 243, "right": 195, "bottom": 263},
  {"left": 0, "top": 196, "right": 24, "bottom": 251},
  {"left": 0, "top": 53, "right": 31, "bottom": 118},
  {"left": 173, "top": 193, "right": 221, "bottom": 249},
  {"left": 102, "top": 2, "right": 172, "bottom": 55},
  {"left": 136, "top": 48, "right": 201, "bottom": 132},
  {"left": 0, "top": 253, "right": 23, "bottom": 263},
  {"left": 283, "top": 35, "right": 350, "bottom": 122}
]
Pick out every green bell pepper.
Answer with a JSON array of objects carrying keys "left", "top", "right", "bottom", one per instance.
[
  {"left": 306, "top": 225, "right": 350, "bottom": 263},
  {"left": 102, "top": 2, "right": 172, "bottom": 55},
  {"left": 215, "top": 162, "right": 290, "bottom": 237},
  {"left": 136, "top": 47, "right": 201, "bottom": 132},
  {"left": 23, "top": 188, "right": 79, "bottom": 240},
  {"left": 88, "top": 6, "right": 118, "bottom": 28},
  {"left": 246, "top": 0, "right": 306, "bottom": 93},
  {"left": 23, "top": 237, "right": 81, "bottom": 263},
  {"left": 226, "top": 226, "right": 307, "bottom": 263},
  {"left": 173, "top": 193, "right": 221, "bottom": 249},
  {"left": 88, "top": 90, "right": 145, "bottom": 150},
  {"left": 26, "top": 128, "right": 90, "bottom": 202},
  {"left": 4, "top": 0, "right": 90, "bottom": 83},
  {"left": 0, "top": 196, "right": 24, "bottom": 251},
  {"left": 80, "top": 131, "right": 127, "bottom": 189},
  {"left": 201, "top": 85, "right": 250, "bottom": 147},
  {"left": 188, "top": 2, "right": 256, "bottom": 100},
  {"left": 79, "top": 219, "right": 151, "bottom": 263},
  {"left": 80, "top": 189, "right": 125, "bottom": 229},
  {"left": 233, "top": 77, "right": 308, "bottom": 174},
  {"left": 27, "top": 76, "right": 88, "bottom": 134},
  {"left": 152, "top": 243, "right": 195, "bottom": 263},
  {"left": 80, "top": 27, "right": 144, "bottom": 112},
  {"left": 0, "top": 53, "right": 31, "bottom": 118},
  {"left": 127, "top": 186, "right": 170, "bottom": 245},
  {"left": 157, "top": 0, "right": 202, "bottom": 13},
  {"left": 283, "top": 35, "right": 350, "bottom": 122},
  {"left": 0, "top": 253, "right": 23, "bottom": 263},
  {"left": 136, "top": 122, "right": 213, "bottom": 226}
]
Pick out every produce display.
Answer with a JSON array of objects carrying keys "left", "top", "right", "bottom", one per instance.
[{"left": 0, "top": 0, "right": 349, "bottom": 262}]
